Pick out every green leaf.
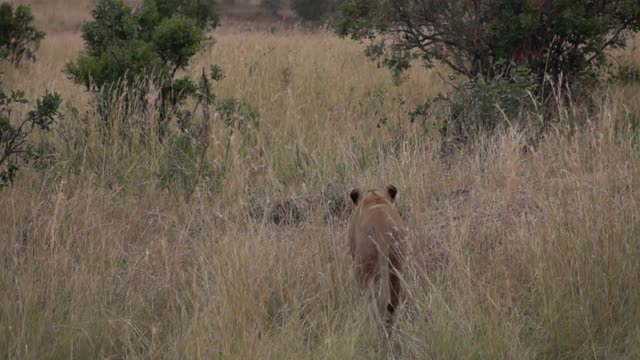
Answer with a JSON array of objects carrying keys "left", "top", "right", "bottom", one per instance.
[{"left": 28, "top": 91, "right": 62, "bottom": 131}]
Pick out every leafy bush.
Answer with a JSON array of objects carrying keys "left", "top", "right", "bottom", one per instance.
[
  {"left": 67, "top": 0, "right": 213, "bottom": 87},
  {"left": 65, "top": 0, "right": 219, "bottom": 137},
  {"left": 338, "top": 0, "right": 640, "bottom": 85},
  {"left": 337, "top": 0, "right": 640, "bottom": 139},
  {"left": 292, "top": 0, "right": 337, "bottom": 21},
  {"left": 66, "top": 40, "right": 160, "bottom": 91},
  {"left": 153, "top": 17, "right": 203, "bottom": 73},
  {"left": 80, "top": 0, "right": 137, "bottom": 57},
  {"left": 0, "top": 87, "right": 61, "bottom": 186},
  {"left": 437, "top": 63, "right": 541, "bottom": 142},
  {"left": 0, "top": 2, "right": 58, "bottom": 186},
  {"left": 0, "top": 2, "right": 45, "bottom": 65}
]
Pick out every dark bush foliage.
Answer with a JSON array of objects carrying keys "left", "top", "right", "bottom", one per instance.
[
  {"left": 337, "top": 0, "right": 640, "bottom": 140},
  {"left": 337, "top": 0, "right": 640, "bottom": 86},
  {"left": 0, "top": 2, "right": 59, "bottom": 186},
  {"left": 66, "top": 0, "right": 213, "bottom": 89},
  {"left": 0, "top": 2, "right": 45, "bottom": 65},
  {"left": 0, "top": 88, "right": 61, "bottom": 186}
]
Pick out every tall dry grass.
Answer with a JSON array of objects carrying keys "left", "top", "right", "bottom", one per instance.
[{"left": 2, "top": 9, "right": 640, "bottom": 359}]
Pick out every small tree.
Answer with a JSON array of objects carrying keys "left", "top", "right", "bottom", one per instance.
[
  {"left": 337, "top": 0, "right": 640, "bottom": 141},
  {"left": 153, "top": 17, "right": 204, "bottom": 76},
  {"left": 0, "top": 2, "right": 60, "bottom": 186},
  {"left": 65, "top": 0, "right": 219, "bottom": 137},
  {"left": 0, "top": 2, "right": 45, "bottom": 65},
  {"left": 337, "top": 0, "right": 640, "bottom": 86},
  {"left": 0, "top": 88, "right": 61, "bottom": 186}
]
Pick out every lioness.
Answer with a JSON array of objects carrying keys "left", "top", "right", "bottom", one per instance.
[{"left": 348, "top": 185, "right": 407, "bottom": 334}]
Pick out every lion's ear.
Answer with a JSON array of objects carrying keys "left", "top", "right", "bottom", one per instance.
[
  {"left": 386, "top": 185, "right": 398, "bottom": 202},
  {"left": 349, "top": 188, "right": 361, "bottom": 205}
]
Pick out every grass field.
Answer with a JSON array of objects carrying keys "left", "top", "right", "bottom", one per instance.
[{"left": 2, "top": 1, "right": 640, "bottom": 359}]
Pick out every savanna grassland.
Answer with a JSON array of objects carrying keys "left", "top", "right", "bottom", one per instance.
[{"left": 2, "top": 1, "right": 640, "bottom": 359}]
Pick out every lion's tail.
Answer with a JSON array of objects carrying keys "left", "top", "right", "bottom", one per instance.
[{"left": 377, "top": 234, "right": 393, "bottom": 334}]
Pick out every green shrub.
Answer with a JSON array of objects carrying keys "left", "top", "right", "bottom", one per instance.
[
  {"left": 438, "top": 63, "right": 541, "bottom": 142},
  {"left": 338, "top": 0, "right": 640, "bottom": 85},
  {"left": 337, "top": 0, "right": 640, "bottom": 140},
  {"left": 0, "top": 87, "right": 61, "bottom": 186},
  {"left": 0, "top": 2, "right": 57, "bottom": 185},
  {"left": 66, "top": 40, "right": 160, "bottom": 90},
  {"left": 67, "top": 0, "right": 212, "bottom": 89},
  {"left": 80, "top": 0, "right": 137, "bottom": 57},
  {"left": 153, "top": 17, "right": 204, "bottom": 73},
  {"left": 65, "top": 0, "right": 219, "bottom": 138},
  {"left": 0, "top": 2, "right": 45, "bottom": 65}
]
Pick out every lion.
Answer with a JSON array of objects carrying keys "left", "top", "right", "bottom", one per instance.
[{"left": 348, "top": 184, "right": 407, "bottom": 335}]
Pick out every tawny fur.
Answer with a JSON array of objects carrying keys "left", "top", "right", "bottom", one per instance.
[{"left": 347, "top": 185, "right": 407, "bottom": 334}]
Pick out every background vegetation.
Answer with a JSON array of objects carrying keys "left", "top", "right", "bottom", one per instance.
[{"left": 2, "top": 0, "right": 640, "bottom": 359}]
